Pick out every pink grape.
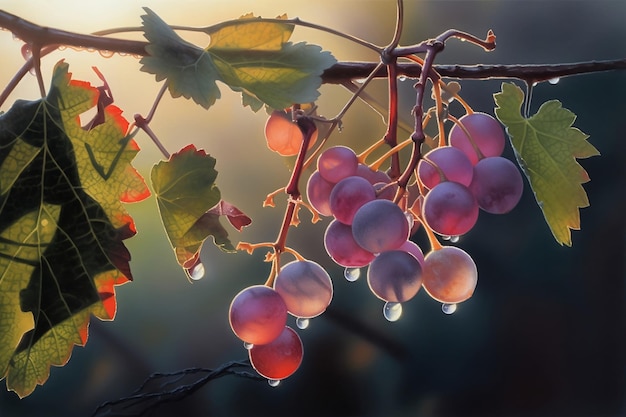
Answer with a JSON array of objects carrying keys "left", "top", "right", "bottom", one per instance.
[
  {"left": 367, "top": 250, "right": 423, "bottom": 302},
  {"left": 449, "top": 112, "right": 505, "bottom": 165},
  {"left": 273, "top": 260, "right": 333, "bottom": 318},
  {"left": 398, "top": 240, "right": 425, "bottom": 266},
  {"left": 249, "top": 326, "right": 303, "bottom": 380},
  {"left": 356, "top": 163, "right": 391, "bottom": 185},
  {"left": 329, "top": 176, "right": 376, "bottom": 225},
  {"left": 306, "top": 171, "right": 334, "bottom": 216},
  {"left": 374, "top": 182, "right": 397, "bottom": 201},
  {"left": 417, "top": 146, "right": 474, "bottom": 189},
  {"left": 317, "top": 146, "right": 358, "bottom": 183},
  {"left": 422, "top": 246, "right": 478, "bottom": 303},
  {"left": 422, "top": 181, "right": 479, "bottom": 237},
  {"left": 265, "top": 110, "right": 318, "bottom": 156},
  {"left": 469, "top": 156, "right": 524, "bottom": 214},
  {"left": 351, "top": 199, "right": 409, "bottom": 253},
  {"left": 324, "top": 220, "right": 375, "bottom": 268},
  {"left": 229, "top": 285, "right": 287, "bottom": 345}
]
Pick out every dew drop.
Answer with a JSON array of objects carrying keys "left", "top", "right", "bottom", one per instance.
[
  {"left": 548, "top": 77, "right": 560, "bottom": 85},
  {"left": 442, "top": 235, "right": 451, "bottom": 241},
  {"left": 383, "top": 302, "right": 402, "bottom": 322},
  {"left": 405, "top": 212, "right": 414, "bottom": 229},
  {"left": 268, "top": 379, "right": 281, "bottom": 387},
  {"left": 398, "top": 75, "right": 407, "bottom": 82},
  {"left": 296, "top": 317, "right": 310, "bottom": 330},
  {"left": 21, "top": 44, "right": 32, "bottom": 61},
  {"left": 442, "top": 303, "right": 457, "bottom": 315},
  {"left": 243, "top": 342, "right": 254, "bottom": 350},
  {"left": 186, "top": 262, "right": 205, "bottom": 281},
  {"left": 98, "top": 49, "right": 115, "bottom": 58},
  {"left": 355, "top": 78, "right": 366, "bottom": 84},
  {"left": 344, "top": 267, "right": 361, "bottom": 282},
  {"left": 449, "top": 235, "right": 460, "bottom": 243}
]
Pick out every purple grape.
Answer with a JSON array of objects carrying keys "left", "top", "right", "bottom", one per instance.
[
  {"left": 229, "top": 285, "right": 287, "bottom": 345},
  {"left": 351, "top": 199, "right": 409, "bottom": 253},
  {"left": 367, "top": 250, "right": 423, "bottom": 302},
  {"left": 422, "top": 181, "right": 479, "bottom": 237},
  {"left": 398, "top": 240, "right": 424, "bottom": 266},
  {"left": 356, "top": 163, "right": 391, "bottom": 184},
  {"left": 329, "top": 176, "right": 376, "bottom": 225},
  {"left": 469, "top": 156, "right": 524, "bottom": 214},
  {"left": 317, "top": 146, "right": 358, "bottom": 183},
  {"left": 324, "top": 220, "right": 375, "bottom": 268},
  {"left": 417, "top": 146, "right": 473, "bottom": 189},
  {"left": 306, "top": 171, "right": 334, "bottom": 216},
  {"left": 274, "top": 260, "right": 333, "bottom": 319},
  {"left": 449, "top": 112, "right": 505, "bottom": 165}
]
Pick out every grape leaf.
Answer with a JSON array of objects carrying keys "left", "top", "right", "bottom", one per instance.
[
  {"left": 494, "top": 82, "right": 599, "bottom": 246},
  {"left": 140, "top": 8, "right": 336, "bottom": 110},
  {"left": 151, "top": 145, "right": 246, "bottom": 275},
  {"left": 0, "top": 61, "right": 149, "bottom": 397}
]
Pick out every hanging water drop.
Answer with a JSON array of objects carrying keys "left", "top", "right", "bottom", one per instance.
[
  {"left": 383, "top": 302, "right": 402, "bottom": 322},
  {"left": 450, "top": 235, "right": 460, "bottom": 243},
  {"left": 186, "top": 262, "right": 205, "bottom": 281},
  {"left": 442, "top": 303, "right": 457, "bottom": 315},
  {"left": 98, "top": 49, "right": 115, "bottom": 58},
  {"left": 442, "top": 235, "right": 451, "bottom": 241},
  {"left": 268, "top": 379, "right": 281, "bottom": 387},
  {"left": 548, "top": 77, "right": 560, "bottom": 85},
  {"left": 296, "top": 317, "right": 310, "bottom": 330},
  {"left": 398, "top": 75, "right": 407, "bottom": 82},
  {"left": 243, "top": 342, "right": 254, "bottom": 350},
  {"left": 344, "top": 267, "right": 361, "bottom": 282}
]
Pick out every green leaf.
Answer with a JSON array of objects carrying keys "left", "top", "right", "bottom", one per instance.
[
  {"left": 151, "top": 145, "right": 238, "bottom": 274},
  {"left": 0, "top": 61, "right": 149, "bottom": 397},
  {"left": 140, "top": 8, "right": 336, "bottom": 110},
  {"left": 494, "top": 82, "right": 599, "bottom": 246}
]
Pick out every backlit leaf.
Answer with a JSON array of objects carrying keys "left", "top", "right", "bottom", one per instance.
[
  {"left": 151, "top": 145, "right": 243, "bottom": 274},
  {"left": 0, "top": 61, "right": 149, "bottom": 397},
  {"left": 494, "top": 82, "right": 599, "bottom": 246},
  {"left": 140, "top": 8, "right": 336, "bottom": 110}
]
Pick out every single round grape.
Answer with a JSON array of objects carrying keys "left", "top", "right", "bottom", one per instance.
[
  {"left": 367, "top": 250, "right": 423, "bottom": 302},
  {"left": 398, "top": 240, "right": 425, "bottom": 266},
  {"left": 449, "top": 112, "right": 505, "bottom": 165},
  {"left": 329, "top": 176, "right": 376, "bottom": 225},
  {"left": 274, "top": 260, "right": 333, "bottom": 318},
  {"left": 422, "top": 181, "right": 479, "bottom": 237},
  {"left": 356, "top": 163, "right": 391, "bottom": 185},
  {"left": 417, "top": 146, "right": 474, "bottom": 189},
  {"left": 317, "top": 146, "right": 358, "bottom": 183},
  {"left": 229, "top": 285, "right": 287, "bottom": 345},
  {"left": 422, "top": 246, "right": 478, "bottom": 303},
  {"left": 352, "top": 199, "right": 409, "bottom": 253},
  {"left": 306, "top": 171, "right": 334, "bottom": 216},
  {"left": 265, "top": 110, "right": 318, "bottom": 157},
  {"left": 469, "top": 156, "right": 524, "bottom": 214},
  {"left": 249, "top": 326, "right": 303, "bottom": 380},
  {"left": 324, "top": 220, "right": 375, "bottom": 268}
]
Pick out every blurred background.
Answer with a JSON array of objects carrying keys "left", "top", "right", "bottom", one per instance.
[{"left": 0, "top": 0, "right": 624, "bottom": 416}]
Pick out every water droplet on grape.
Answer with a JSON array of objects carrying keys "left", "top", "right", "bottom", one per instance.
[
  {"left": 243, "top": 342, "right": 254, "bottom": 350},
  {"left": 548, "top": 77, "right": 560, "bottom": 85},
  {"left": 296, "top": 317, "right": 310, "bottom": 329},
  {"left": 442, "top": 235, "right": 451, "bottom": 241},
  {"left": 268, "top": 379, "right": 281, "bottom": 387},
  {"left": 383, "top": 302, "right": 402, "bottom": 322},
  {"left": 344, "top": 267, "right": 361, "bottom": 282},
  {"left": 442, "top": 303, "right": 457, "bottom": 314},
  {"left": 450, "top": 235, "right": 460, "bottom": 243},
  {"left": 185, "top": 262, "right": 205, "bottom": 281}
]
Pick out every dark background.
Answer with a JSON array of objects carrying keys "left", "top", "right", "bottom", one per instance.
[{"left": 0, "top": 1, "right": 624, "bottom": 416}]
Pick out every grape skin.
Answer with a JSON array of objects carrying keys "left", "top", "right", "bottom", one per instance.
[
  {"left": 229, "top": 285, "right": 288, "bottom": 345},
  {"left": 317, "top": 146, "right": 358, "bottom": 183},
  {"left": 449, "top": 112, "right": 505, "bottom": 165},
  {"left": 306, "top": 171, "right": 334, "bottom": 216},
  {"left": 329, "top": 176, "right": 376, "bottom": 225},
  {"left": 422, "top": 181, "right": 479, "bottom": 237},
  {"left": 398, "top": 240, "right": 425, "bottom": 267},
  {"left": 367, "top": 250, "right": 423, "bottom": 302},
  {"left": 249, "top": 326, "right": 303, "bottom": 380},
  {"left": 417, "top": 146, "right": 474, "bottom": 189},
  {"left": 421, "top": 246, "right": 478, "bottom": 303},
  {"left": 351, "top": 199, "right": 409, "bottom": 253},
  {"left": 469, "top": 156, "right": 524, "bottom": 214},
  {"left": 324, "top": 220, "right": 375, "bottom": 268},
  {"left": 274, "top": 260, "right": 333, "bottom": 318},
  {"left": 265, "top": 110, "right": 318, "bottom": 156}
]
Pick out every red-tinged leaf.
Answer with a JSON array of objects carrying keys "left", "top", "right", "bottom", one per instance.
[
  {"left": 151, "top": 145, "right": 239, "bottom": 276},
  {"left": 208, "top": 200, "right": 252, "bottom": 231},
  {"left": 0, "top": 61, "right": 148, "bottom": 397}
]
